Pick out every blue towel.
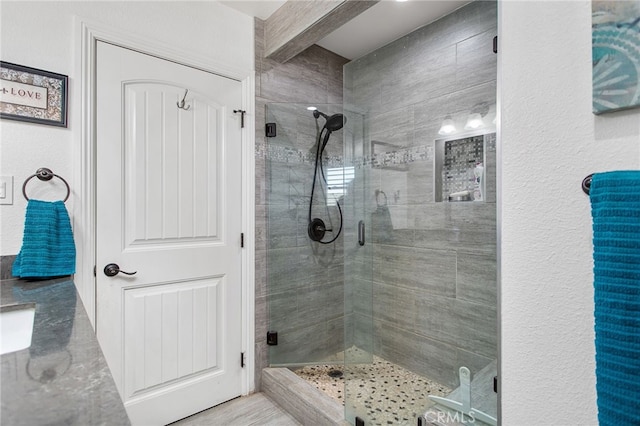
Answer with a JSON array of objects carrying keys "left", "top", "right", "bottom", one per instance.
[
  {"left": 590, "top": 171, "right": 640, "bottom": 426},
  {"left": 12, "top": 199, "right": 76, "bottom": 278}
]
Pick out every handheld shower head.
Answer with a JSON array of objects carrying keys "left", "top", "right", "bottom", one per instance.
[
  {"left": 313, "top": 110, "right": 346, "bottom": 132},
  {"left": 325, "top": 113, "right": 345, "bottom": 132}
]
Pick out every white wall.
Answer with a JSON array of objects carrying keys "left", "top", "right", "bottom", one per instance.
[
  {"left": 0, "top": 1, "right": 253, "bottom": 255},
  {"left": 500, "top": 1, "right": 640, "bottom": 424}
]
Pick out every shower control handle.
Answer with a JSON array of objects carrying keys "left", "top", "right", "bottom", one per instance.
[{"left": 104, "top": 263, "right": 137, "bottom": 277}]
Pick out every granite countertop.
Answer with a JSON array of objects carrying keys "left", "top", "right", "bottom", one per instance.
[{"left": 1, "top": 278, "right": 130, "bottom": 425}]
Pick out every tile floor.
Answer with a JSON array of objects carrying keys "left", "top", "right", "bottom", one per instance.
[{"left": 170, "top": 393, "right": 300, "bottom": 426}]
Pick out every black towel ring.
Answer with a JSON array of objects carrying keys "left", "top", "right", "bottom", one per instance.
[
  {"left": 22, "top": 167, "right": 70, "bottom": 202},
  {"left": 582, "top": 174, "right": 593, "bottom": 195}
]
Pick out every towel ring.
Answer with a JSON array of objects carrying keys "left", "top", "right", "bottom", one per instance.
[
  {"left": 582, "top": 174, "right": 593, "bottom": 195},
  {"left": 375, "top": 189, "right": 388, "bottom": 206},
  {"left": 22, "top": 168, "right": 70, "bottom": 202}
]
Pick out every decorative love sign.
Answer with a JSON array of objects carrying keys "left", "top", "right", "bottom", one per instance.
[
  {"left": 1, "top": 80, "right": 48, "bottom": 109},
  {"left": 0, "top": 61, "right": 68, "bottom": 127}
]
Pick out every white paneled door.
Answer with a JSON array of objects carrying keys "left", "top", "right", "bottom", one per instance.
[{"left": 95, "top": 41, "right": 243, "bottom": 426}]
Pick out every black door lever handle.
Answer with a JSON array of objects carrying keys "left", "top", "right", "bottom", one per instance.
[{"left": 104, "top": 263, "right": 137, "bottom": 277}]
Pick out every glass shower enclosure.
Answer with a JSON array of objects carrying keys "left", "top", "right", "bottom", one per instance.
[
  {"left": 264, "top": 2, "right": 498, "bottom": 425},
  {"left": 264, "top": 103, "right": 497, "bottom": 426}
]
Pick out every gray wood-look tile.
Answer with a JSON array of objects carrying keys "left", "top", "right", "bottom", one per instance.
[
  {"left": 267, "top": 204, "right": 299, "bottom": 249},
  {"left": 412, "top": 227, "right": 496, "bottom": 255},
  {"left": 370, "top": 228, "right": 415, "bottom": 247},
  {"left": 255, "top": 204, "right": 267, "bottom": 251},
  {"left": 407, "top": 161, "right": 435, "bottom": 205},
  {"left": 255, "top": 249, "right": 267, "bottom": 298},
  {"left": 350, "top": 277, "right": 372, "bottom": 317},
  {"left": 264, "top": 0, "right": 377, "bottom": 63},
  {"left": 412, "top": 80, "right": 497, "bottom": 137},
  {"left": 456, "top": 251, "right": 497, "bottom": 306},
  {"left": 255, "top": 18, "right": 265, "bottom": 98},
  {"left": 261, "top": 46, "right": 346, "bottom": 104},
  {"left": 344, "top": 312, "right": 355, "bottom": 348},
  {"left": 255, "top": 342, "right": 269, "bottom": 392},
  {"left": 374, "top": 320, "right": 460, "bottom": 388},
  {"left": 352, "top": 313, "right": 374, "bottom": 353},
  {"left": 262, "top": 368, "right": 344, "bottom": 425},
  {"left": 455, "top": 27, "right": 497, "bottom": 90},
  {"left": 370, "top": 105, "right": 415, "bottom": 148},
  {"left": 381, "top": 46, "right": 456, "bottom": 112},
  {"left": 327, "top": 52, "right": 347, "bottom": 105},
  {"left": 373, "top": 244, "right": 457, "bottom": 297},
  {"left": 413, "top": 290, "right": 458, "bottom": 342},
  {"left": 452, "top": 298, "right": 497, "bottom": 358},
  {"left": 256, "top": 294, "right": 269, "bottom": 340},
  {"left": 268, "top": 322, "right": 329, "bottom": 364},
  {"left": 371, "top": 281, "right": 397, "bottom": 324},
  {"left": 265, "top": 1, "right": 337, "bottom": 59},
  {"left": 268, "top": 289, "right": 300, "bottom": 332},
  {"left": 171, "top": 393, "right": 300, "bottom": 426},
  {"left": 407, "top": 1, "right": 497, "bottom": 56},
  {"left": 446, "top": 202, "right": 497, "bottom": 231}
]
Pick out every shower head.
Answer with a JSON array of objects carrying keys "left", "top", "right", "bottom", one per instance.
[
  {"left": 313, "top": 110, "right": 346, "bottom": 132},
  {"left": 325, "top": 113, "right": 345, "bottom": 132}
]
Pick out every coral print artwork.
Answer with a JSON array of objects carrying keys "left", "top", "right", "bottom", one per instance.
[{"left": 592, "top": 1, "right": 640, "bottom": 114}]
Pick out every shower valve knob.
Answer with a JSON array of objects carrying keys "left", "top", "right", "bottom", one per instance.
[{"left": 308, "top": 218, "right": 328, "bottom": 242}]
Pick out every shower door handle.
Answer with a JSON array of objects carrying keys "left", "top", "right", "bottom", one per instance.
[{"left": 358, "top": 220, "right": 365, "bottom": 246}]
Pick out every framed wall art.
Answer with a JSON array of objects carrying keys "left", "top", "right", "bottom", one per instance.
[
  {"left": 0, "top": 61, "right": 68, "bottom": 127},
  {"left": 592, "top": 1, "right": 640, "bottom": 114}
]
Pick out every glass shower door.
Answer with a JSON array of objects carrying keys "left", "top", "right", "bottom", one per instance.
[
  {"left": 265, "top": 103, "right": 354, "bottom": 367},
  {"left": 342, "top": 106, "right": 375, "bottom": 425},
  {"left": 264, "top": 102, "right": 374, "bottom": 424}
]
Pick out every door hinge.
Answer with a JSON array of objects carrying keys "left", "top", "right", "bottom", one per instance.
[
  {"left": 493, "top": 35, "right": 498, "bottom": 54},
  {"left": 241, "top": 232, "right": 244, "bottom": 248},
  {"left": 233, "top": 109, "right": 246, "bottom": 128},
  {"left": 93, "top": 265, "right": 96, "bottom": 277},
  {"left": 241, "top": 352, "right": 245, "bottom": 368}
]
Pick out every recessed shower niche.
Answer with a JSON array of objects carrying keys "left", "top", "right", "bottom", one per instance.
[{"left": 435, "top": 132, "right": 497, "bottom": 203}]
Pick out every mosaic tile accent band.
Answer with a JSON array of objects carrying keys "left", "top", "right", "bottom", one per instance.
[
  {"left": 257, "top": 141, "right": 436, "bottom": 169},
  {"left": 369, "top": 144, "right": 434, "bottom": 168},
  {"left": 256, "top": 142, "right": 343, "bottom": 167}
]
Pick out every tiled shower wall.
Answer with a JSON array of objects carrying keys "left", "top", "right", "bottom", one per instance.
[
  {"left": 344, "top": 1, "right": 498, "bottom": 388},
  {"left": 254, "top": 17, "right": 349, "bottom": 390}
]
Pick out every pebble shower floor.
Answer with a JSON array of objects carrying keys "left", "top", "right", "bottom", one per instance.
[{"left": 293, "top": 354, "right": 452, "bottom": 426}]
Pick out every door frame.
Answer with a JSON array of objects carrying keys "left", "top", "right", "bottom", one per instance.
[{"left": 73, "top": 18, "right": 256, "bottom": 395}]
